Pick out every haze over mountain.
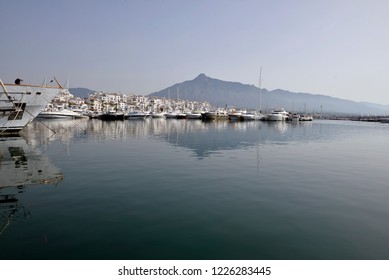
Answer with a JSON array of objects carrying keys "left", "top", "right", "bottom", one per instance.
[{"left": 148, "top": 74, "right": 389, "bottom": 115}]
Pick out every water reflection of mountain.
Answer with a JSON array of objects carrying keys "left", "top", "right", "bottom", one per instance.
[
  {"left": 24, "top": 118, "right": 347, "bottom": 159},
  {"left": 144, "top": 119, "right": 336, "bottom": 158},
  {"left": 0, "top": 136, "right": 63, "bottom": 235},
  {"left": 157, "top": 119, "right": 262, "bottom": 158},
  {"left": 29, "top": 119, "right": 266, "bottom": 156}
]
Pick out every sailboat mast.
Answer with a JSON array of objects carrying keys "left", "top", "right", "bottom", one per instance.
[
  {"left": 65, "top": 76, "right": 70, "bottom": 89},
  {"left": 258, "top": 66, "right": 262, "bottom": 113}
]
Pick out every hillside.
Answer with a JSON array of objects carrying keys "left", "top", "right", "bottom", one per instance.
[
  {"left": 69, "top": 87, "right": 95, "bottom": 99},
  {"left": 148, "top": 74, "right": 389, "bottom": 114}
]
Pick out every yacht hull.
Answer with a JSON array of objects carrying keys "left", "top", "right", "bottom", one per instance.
[{"left": 1, "top": 83, "right": 62, "bottom": 134}]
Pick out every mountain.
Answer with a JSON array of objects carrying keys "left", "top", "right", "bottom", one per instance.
[
  {"left": 69, "top": 87, "right": 95, "bottom": 99},
  {"left": 148, "top": 74, "right": 389, "bottom": 114}
]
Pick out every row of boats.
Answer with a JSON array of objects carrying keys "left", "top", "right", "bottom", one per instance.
[
  {"left": 37, "top": 106, "right": 313, "bottom": 122},
  {"left": 227, "top": 108, "right": 311, "bottom": 121}
]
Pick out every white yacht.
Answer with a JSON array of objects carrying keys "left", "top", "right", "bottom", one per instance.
[
  {"left": 126, "top": 111, "right": 148, "bottom": 120},
  {"left": 99, "top": 110, "right": 126, "bottom": 120},
  {"left": 164, "top": 111, "right": 186, "bottom": 119},
  {"left": 1, "top": 78, "right": 63, "bottom": 134},
  {"left": 164, "top": 111, "right": 179, "bottom": 119},
  {"left": 151, "top": 111, "right": 165, "bottom": 118},
  {"left": 37, "top": 105, "right": 85, "bottom": 119},
  {"left": 241, "top": 112, "right": 265, "bottom": 121},
  {"left": 186, "top": 111, "right": 203, "bottom": 119},
  {"left": 266, "top": 108, "right": 289, "bottom": 121},
  {"left": 202, "top": 109, "right": 229, "bottom": 120},
  {"left": 299, "top": 115, "right": 313, "bottom": 121},
  {"left": 228, "top": 110, "right": 245, "bottom": 121},
  {"left": 291, "top": 113, "right": 300, "bottom": 121}
]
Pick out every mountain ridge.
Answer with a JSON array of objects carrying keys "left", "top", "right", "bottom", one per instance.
[
  {"left": 69, "top": 87, "right": 95, "bottom": 99},
  {"left": 148, "top": 74, "right": 389, "bottom": 114},
  {"left": 69, "top": 74, "right": 389, "bottom": 114}
]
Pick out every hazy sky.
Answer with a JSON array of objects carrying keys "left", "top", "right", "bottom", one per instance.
[{"left": 1, "top": 0, "right": 388, "bottom": 104}]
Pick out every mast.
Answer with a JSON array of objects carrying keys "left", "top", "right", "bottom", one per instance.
[
  {"left": 258, "top": 66, "right": 262, "bottom": 113},
  {"left": 0, "top": 79, "right": 17, "bottom": 111},
  {"left": 65, "top": 76, "right": 70, "bottom": 89}
]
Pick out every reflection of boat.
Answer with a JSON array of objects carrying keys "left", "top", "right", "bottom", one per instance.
[
  {"left": 0, "top": 194, "right": 25, "bottom": 235},
  {"left": 0, "top": 136, "right": 63, "bottom": 189},
  {"left": 0, "top": 79, "right": 63, "bottom": 134},
  {"left": 0, "top": 135, "right": 63, "bottom": 234},
  {"left": 266, "top": 120, "right": 288, "bottom": 133},
  {"left": 265, "top": 108, "right": 289, "bottom": 121}
]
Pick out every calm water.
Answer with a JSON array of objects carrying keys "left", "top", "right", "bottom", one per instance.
[{"left": 1, "top": 118, "right": 389, "bottom": 260}]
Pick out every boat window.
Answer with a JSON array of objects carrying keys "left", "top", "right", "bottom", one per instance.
[
  {"left": 36, "top": 92, "right": 42, "bottom": 95},
  {"left": 26, "top": 92, "right": 31, "bottom": 95},
  {"left": 8, "top": 103, "right": 26, "bottom": 120}
]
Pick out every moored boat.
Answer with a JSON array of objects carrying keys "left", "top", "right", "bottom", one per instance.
[
  {"left": 241, "top": 112, "right": 265, "bottom": 121},
  {"left": 164, "top": 111, "right": 179, "bottom": 119},
  {"left": 228, "top": 110, "right": 244, "bottom": 121},
  {"left": 202, "top": 110, "right": 229, "bottom": 120},
  {"left": 151, "top": 111, "right": 165, "bottom": 118},
  {"left": 87, "top": 111, "right": 102, "bottom": 119},
  {"left": 1, "top": 78, "right": 63, "bottom": 134},
  {"left": 175, "top": 112, "right": 187, "bottom": 119},
  {"left": 265, "top": 108, "right": 289, "bottom": 121},
  {"left": 37, "top": 106, "right": 85, "bottom": 119},
  {"left": 99, "top": 110, "right": 126, "bottom": 120},
  {"left": 291, "top": 113, "right": 300, "bottom": 121},
  {"left": 299, "top": 114, "right": 313, "bottom": 121},
  {"left": 186, "top": 111, "right": 203, "bottom": 119},
  {"left": 126, "top": 111, "right": 148, "bottom": 120},
  {"left": 164, "top": 111, "right": 187, "bottom": 119}
]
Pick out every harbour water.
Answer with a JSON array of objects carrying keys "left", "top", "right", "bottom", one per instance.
[{"left": 1, "top": 118, "right": 389, "bottom": 260}]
